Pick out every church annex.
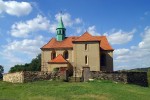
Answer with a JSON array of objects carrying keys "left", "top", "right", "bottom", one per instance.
[{"left": 41, "top": 17, "right": 114, "bottom": 77}]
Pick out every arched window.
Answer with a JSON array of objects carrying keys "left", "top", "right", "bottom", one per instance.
[
  {"left": 51, "top": 50, "right": 56, "bottom": 60},
  {"left": 63, "top": 50, "right": 68, "bottom": 59},
  {"left": 101, "top": 53, "right": 106, "bottom": 66},
  {"left": 85, "top": 55, "right": 88, "bottom": 65},
  {"left": 85, "top": 44, "right": 87, "bottom": 50}
]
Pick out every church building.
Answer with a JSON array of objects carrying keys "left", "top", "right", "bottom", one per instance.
[{"left": 41, "top": 17, "right": 114, "bottom": 77}]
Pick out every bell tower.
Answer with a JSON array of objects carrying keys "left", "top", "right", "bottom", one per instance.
[{"left": 56, "top": 16, "right": 66, "bottom": 41}]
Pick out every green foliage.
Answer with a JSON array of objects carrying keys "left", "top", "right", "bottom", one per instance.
[
  {"left": 0, "top": 80, "right": 150, "bottom": 100},
  {"left": 9, "top": 64, "right": 24, "bottom": 72},
  {"left": 0, "top": 65, "right": 4, "bottom": 73},
  {"left": 9, "top": 54, "right": 41, "bottom": 73},
  {"left": 53, "top": 68, "right": 59, "bottom": 72},
  {"left": 29, "top": 54, "right": 41, "bottom": 71},
  {"left": 0, "top": 65, "right": 4, "bottom": 79}
]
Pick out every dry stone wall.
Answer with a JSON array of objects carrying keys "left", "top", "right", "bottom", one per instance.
[
  {"left": 3, "top": 72, "right": 24, "bottom": 83},
  {"left": 127, "top": 72, "right": 148, "bottom": 87},
  {"left": 23, "top": 71, "right": 52, "bottom": 82},
  {"left": 89, "top": 71, "right": 148, "bottom": 87},
  {"left": 3, "top": 71, "right": 67, "bottom": 83},
  {"left": 3, "top": 71, "right": 148, "bottom": 87},
  {"left": 3, "top": 71, "right": 53, "bottom": 83},
  {"left": 90, "top": 71, "right": 127, "bottom": 83}
]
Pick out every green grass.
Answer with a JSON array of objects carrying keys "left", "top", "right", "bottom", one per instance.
[{"left": 0, "top": 80, "right": 150, "bottom": 100}]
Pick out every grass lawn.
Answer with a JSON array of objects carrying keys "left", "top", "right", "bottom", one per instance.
[{"left": 0, "top": 80, "right": 150, "bottom": 100}]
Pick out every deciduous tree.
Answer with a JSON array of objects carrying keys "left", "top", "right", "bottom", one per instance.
[
  {"left": 0, "top": 65, "right": 4, "bottom": 79},
  {"left": 9, "top": 54, "right": 41, "bottom": 73}
]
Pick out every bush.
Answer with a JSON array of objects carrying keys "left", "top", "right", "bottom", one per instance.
[
  {"left": 0, "top": 73, "right": 2, "bottom": 80},
  {"left": 0, "top": 65, "right": 3, "bottom": 80},
  {"left": 53, "top": 68, "right": 59, "bottom": 72}
]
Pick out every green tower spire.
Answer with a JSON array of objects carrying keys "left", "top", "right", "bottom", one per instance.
[{"left": 56, "top": 16, "right": 66, "bottom": 41}]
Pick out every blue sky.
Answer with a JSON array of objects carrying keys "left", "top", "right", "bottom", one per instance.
[{"left": 0, "top": 0, "right": 150, "bottom": 72}]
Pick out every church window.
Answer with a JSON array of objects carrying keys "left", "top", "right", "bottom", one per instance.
[
  {"left": 63, "top": 50, "right": 69, "bottom": 59},
  {"left": 85, "top": 44, "right": 87, "bottom": 50},
  {"left": 51, "top": 50, "right": 56, "bottom": 60},
  {"left": 85, "top": 55, "right": 88, "bottom": 65}
]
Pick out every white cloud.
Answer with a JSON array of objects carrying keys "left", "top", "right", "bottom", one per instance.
[
  {"left": 10, "top": 12, "right": 82, "bottom": 36},
  {"left": 0, "top": 0, "right": 32, "bottom": 17},
  {"left": 10, "top": 12, "right": 83, "bottom": 36},
  {"left": 55, "top": 13, "right": 73, "bottom": 27},
  {"left": 76, "top": 27, "right": 82, "bottom": 34},
  {"left": 114, "top": 26, "right": 150, "bottom": 70},
  {"left": 87, "top": 25, "right": 100, "bottom": 36},
  {"left": 138, "top": 26, "right": 150, "bottom": 49},
  {"left": 75, "top": 18, "right": 82, "bottom": 24},
  {"left": 3, "top": 35, "right": 45, "bottom": 55},
  {"left": 0, "top": 51, "right": 23, "bottom": 64},
  {"left": 0, "top": 35, "right": 45, "bottom": 72},
  {"left": 104, "top": 29, "right": 136, "bottom": 44},
  {"left": 49, "top": 24, "right": 57, "bottom": 34},
  {"left": 48, "top": 12, "right": 84, "bottom": 34},
  {"left": 10, "top": 15, "right": 50, "bottom": 37},
  {"left": 55, "top": 12, "right": 82, "bottom": 27},
  {"left": 114, "top": 48, "right": 129, "bottom": 56},
  {"left": 114, "top": 48, "right": 150, "bottom": 70}
]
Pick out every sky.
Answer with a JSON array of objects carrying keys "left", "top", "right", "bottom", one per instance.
[{"left": 0, "top": 0, "right": 150, "bottom": 73}]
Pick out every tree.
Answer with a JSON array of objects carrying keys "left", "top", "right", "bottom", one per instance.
[
  {"left": 9, "top": 54, "right": 41, "bottom": 73},
  {"left": 0, "top": 65, "right": 4, "bottom": 73},
  {"left": 9, "top": 64, "right": 25, "bottom": 73},
  {"left": 0, "top": 65, "right": 4, "bottom": 79},
  {"left": 29, "top": 54, "right": 41, "bottom": 71}
]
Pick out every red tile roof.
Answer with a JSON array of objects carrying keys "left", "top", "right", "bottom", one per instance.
[
  {"left": 41, "top": 36, "right": 79, "bottom": 49},
  {"left": 48, "top": 54, "right": 68, "bottom": 64},
  {"left": 41, "top": 32, "right": 114, "bottom": 50},
  {"left": 73, "top": 32, "right": 99, "bottom": 42},
  {"left": 95, "top": 36, "right": 114, "bottom": 50}
]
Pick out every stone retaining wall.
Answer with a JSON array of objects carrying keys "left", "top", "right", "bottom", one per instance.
[
  {"left": 127, "top": 72, "right": 148, "bottom": 87},
  {"left": 23, "top": 71, "right": 52, "bottom": 82},
  {"left": 3, "top": 71, "right": 148, "bottom": 87},
  {"left": 3, "top": 71, "right": 54, "bottom": 83},
  {"left": 3, "top": 71, "right": 67, "bottom": 83},
  {"left": 3, "top": 72, "right": 24, "bottom": 83},
  {"left": 89, "top": 71, "right": 148, "bottom": 87},
  {"left": 90, "top": 71, "right": 128, "bottom": 83}
]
